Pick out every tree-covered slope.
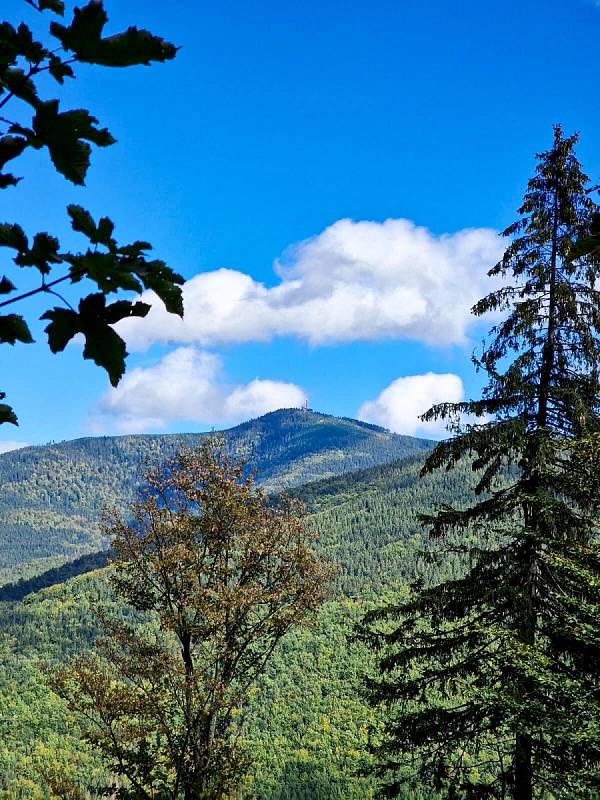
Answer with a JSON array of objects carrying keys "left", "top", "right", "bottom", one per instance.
[
  {"left": 296, "top": 453, "right": 476, "bottom": 596},
  {"left": 0, "top": 585, "right": 428, "bottom": 799},
  {"left": 0, "top": 447, "right": 475, "bottom": 602},
  {"left": 0, "top": 409, "right": 431, "bottom": 584},
  {"left": 0, "top": 442, "right": 476, "bottom": 798}
]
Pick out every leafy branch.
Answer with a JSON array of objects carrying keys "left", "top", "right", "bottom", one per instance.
[{"left": 0, "top": 1, "right": 183, "bottom": 425}]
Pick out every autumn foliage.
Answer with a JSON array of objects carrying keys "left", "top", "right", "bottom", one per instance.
[{"left": 52, "top": 441, "right": 331, "bottom": 799}]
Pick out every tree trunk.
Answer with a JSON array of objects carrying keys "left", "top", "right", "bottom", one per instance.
[
  {"left": 514, "top": 489, "right": 539, "bottom": 800},
  {"left": 514, "top": 732, "right": 533, "bottom": 800},
  {"left": 180, "top": 630, "right": 195, "bottom": 800},
  {"left": 513, "top": 581, "right": 536, "bottom": 800},
  {"left": 513, "top": 162, "right": 560, "bottom": 800}
]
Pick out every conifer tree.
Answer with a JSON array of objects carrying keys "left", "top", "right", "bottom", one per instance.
[{"left": 360, "top": 127, "right": 600, "bottom": 799}]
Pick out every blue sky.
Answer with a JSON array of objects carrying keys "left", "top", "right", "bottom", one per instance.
[{"left": 2, "top": 0, "right": 600, "bottom": 448}]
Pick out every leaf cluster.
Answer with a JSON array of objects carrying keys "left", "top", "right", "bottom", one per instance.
[{"left": 0, "top": 1, "right": 182, "bottom": 423}]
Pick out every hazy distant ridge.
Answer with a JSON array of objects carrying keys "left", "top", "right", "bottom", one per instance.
[{"left": 0, "top": 409, "right": 432, "bottom": 584}]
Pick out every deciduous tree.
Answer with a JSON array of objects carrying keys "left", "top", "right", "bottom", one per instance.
[{"left": 53, "top": 441, "right": 331, "bottom": 800}]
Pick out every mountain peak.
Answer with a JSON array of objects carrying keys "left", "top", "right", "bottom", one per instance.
[{"left": 229, "top": 406, "right": 397, "bottom": 437}]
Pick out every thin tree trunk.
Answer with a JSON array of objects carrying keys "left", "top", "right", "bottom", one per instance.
[
  {"left": 513, "top": 527, "right": 537, "bottom": 800},
  {"left": 514, "top": 732, "right": 534, "bottom": 800},
  {"left": 513, "top": 464, "right": 543, "bottom": 800},
  {"left": 537, "top": 168, "right": 560, "bottom": 428},
  {"left": 514, "top": 164, "right": 561, "bottom": 800},
  {"left": 181, "top": 630, "right": 195, "bottom": 800}
]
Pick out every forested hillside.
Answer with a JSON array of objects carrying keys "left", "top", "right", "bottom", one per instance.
[
  {"left": 0, "top": 409, "right": 430, "bottom": 585},
  {"left": 0, "top": 449, "right": 475, "bottom": 602},
  {"left": 295, "top": 453, "right": 476, "bottom": 595},
  {"left": 0, "top": 573, "right": 433, "bottom": 799},
  {"left": 0, "top": 444, "right": 475, "bottom": 798}
]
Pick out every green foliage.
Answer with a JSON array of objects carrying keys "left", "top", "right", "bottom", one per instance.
[
  {"left": 11, "top": 99, "right": 115, "bottom": 184},
  {"left": 0, "top": 580, "right": 427, "bottom": 799},
  {"left": 0, "top": 312, "right": 33, "bottom": 343},
  {"left": 573, "top": 206, "right": 600, "bottom": 262},
  {"left": 295, "top": 453, "right": 477, "bottom": 596},
  {"left": 245, "top": 601, "right": 380, "bottom": 800},
  {"left": 42, "top": 293, "right": 152, "bottom": 386},
  {"left": 0, "top": 571, "right": 140, "bottom": 799},
  {"left": 0, "top": 1, "right": 183, "bottom": 423}
]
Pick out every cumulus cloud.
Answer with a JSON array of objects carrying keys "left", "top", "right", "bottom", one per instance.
[
  {"left": 0, "top": 440, "right": 29, "bottom": 454},
  {"left": 358, "top": 372, "right": 465, "bottom": 438},
  {"left": 117, "top": 218, "right": 504, "bottom": 351},
  {"left": 87, "top": 347, "right": 307, "bottom": 434},
  {"left": 223, "top": 379, "right": 306, "bottom": 420}
]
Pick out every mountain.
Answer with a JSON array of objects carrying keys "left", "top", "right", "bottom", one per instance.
[
  {"left": 1, "top": 445, "right": 476, "bottom": 603},
  {"left": 0, "top": 409, "right": 432, "bottom": 584}
]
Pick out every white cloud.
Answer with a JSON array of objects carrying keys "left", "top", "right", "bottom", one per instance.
[
  {"left": 358, "top": 372, "right": 465, "bottom": 438},
  {"left": 223, "top": 379, "right": 306, "bottom": 420},
  {"left": 0, "top": 440, "right": 29, "bottom": 454},
  {"left": 117, "top": 218, "right": 504, "bottom": 351},
  {"left": 87, "top": 347, "right": 307, "bottom": 434}
]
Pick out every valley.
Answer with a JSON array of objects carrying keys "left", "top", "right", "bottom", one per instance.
[{"left": 0, "top": 409, "right": 448, "bottom": 798}]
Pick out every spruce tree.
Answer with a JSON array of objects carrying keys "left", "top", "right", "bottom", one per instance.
[{"left": 360, "top": 127, "right": 600, "bottom": 799}]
